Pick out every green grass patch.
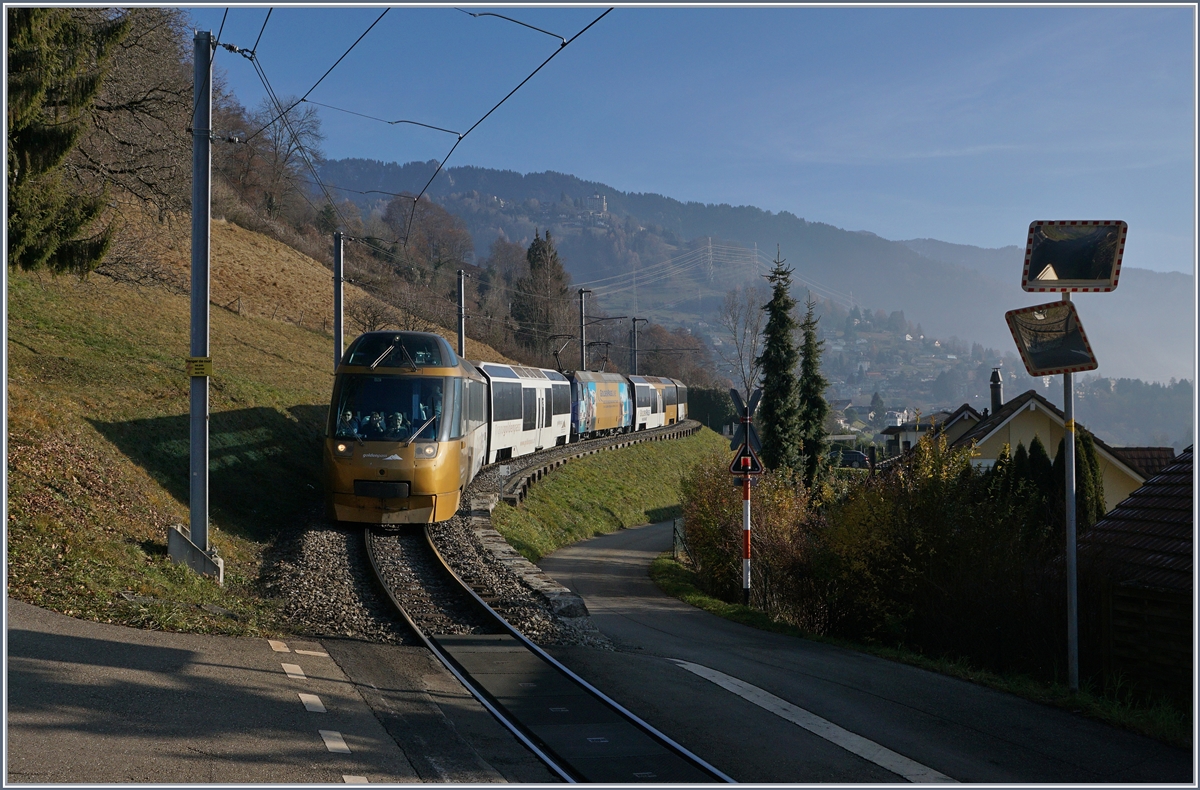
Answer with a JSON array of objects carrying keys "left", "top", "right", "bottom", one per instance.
[
  {"left": 6, "top": 268, "right": 337, "bottom": 635},
  {"left": 650, "top": 555, "right": 1191, "bottom": 749},
  {"left": 490, "top": 428, "right": 730, "bottom": 563}
]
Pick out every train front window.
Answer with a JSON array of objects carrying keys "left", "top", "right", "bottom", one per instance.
[{"left": 332, "top": 375, "right": 459, "bottom": 442}]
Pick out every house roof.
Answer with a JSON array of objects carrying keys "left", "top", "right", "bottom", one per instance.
[
  {"left": 1109, "top": 446, "right": 1178, "bottom": 479},
  {"left": 881, "top": 405, "right": 981, "bottom": 437},
  {"left": 950, "top": 389, "right": 1143, "bottom": 483},
  {"left": 1077, "top": 446, "right": 1193, "bottom": 592}
]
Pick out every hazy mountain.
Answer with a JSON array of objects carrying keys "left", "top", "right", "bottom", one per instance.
[{"left": 318, "top": 158, "right": 1195, "bottom": 384}]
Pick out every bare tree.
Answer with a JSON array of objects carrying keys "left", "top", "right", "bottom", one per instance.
[
  {"left": 345, "top": 293, "right": 398, "bottom": 334},
  {"left": 717, "top": 282, "right": 769, "bottom": 400}
]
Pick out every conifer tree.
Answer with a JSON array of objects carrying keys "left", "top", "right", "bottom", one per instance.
[
  {"left": 797, "top": 296, "right": 829, "bottom": 487},
  {"left": 754, "top": 248, "right": 802, "bottom": 472},
  {"left": 512, "top": 230, "right": 571, "bottom": 352},
  {"left": 7, "top": 8, "right": 128, "bottom": 274}
]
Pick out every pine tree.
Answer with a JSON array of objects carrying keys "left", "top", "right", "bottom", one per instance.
[
  {"left": 797, "top": 296, "right": 828, "bottom": 487},
  {"left": 1051, "top": 429, "right": 1106, "bottom": 532},
  {"left": 512, "top": 230, "right": 571, "bottom": 352},
  {"left": 754, "top": 249, "right": 802, "bottom": 471},
  {"left": 7, "top": 8, "right": 128, "bottom": 274}
]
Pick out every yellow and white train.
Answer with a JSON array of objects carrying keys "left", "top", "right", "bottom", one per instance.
[{"left": 324, "top": 331, "right": 688, "bottom": 524}]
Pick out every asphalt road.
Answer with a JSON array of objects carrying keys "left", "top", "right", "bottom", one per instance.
[
  {"left": 5, "top": 599, "right": 555, "bottom": 783},
  {"left": 539, "top": 521, "right": 1193, "bottom": 784}
]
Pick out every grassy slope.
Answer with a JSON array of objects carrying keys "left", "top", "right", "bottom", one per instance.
[
  {"left": 490, "top": 428, "right": 729, "bottom": 563},
  {"left": 5, "top": 219, "right": 514, "bottom": 635}
]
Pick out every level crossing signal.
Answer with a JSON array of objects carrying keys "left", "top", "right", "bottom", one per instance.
[
  {"left": 729, "top": 388, "right": 762, "bottom": 454},
  {"left": 729, "top": 443, "right": 764, "bottom": 476}
]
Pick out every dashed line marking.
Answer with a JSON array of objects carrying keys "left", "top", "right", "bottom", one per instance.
[
  {"left": 295, "top": 649, "right": 329, "bottom": 657},
  {"left": 281, "top": 663, "right": 306, "bottom": 680},
  {"left": 342, "top": 776, "right": 368, "bottom": 784},
  {"left": 268, "top": 639, "right": 290, "bottom": 652},
  {"left": 671, "top": 659, "right": 955, "bottom": 783},
  {"left": 319, "top": 730, "right": 352, "bottom": 754},
  {"left": 299, "top": 693, "right": 326, "bottom": 713}
]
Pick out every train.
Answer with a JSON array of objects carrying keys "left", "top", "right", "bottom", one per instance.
[{"left": 323, "top": 330, "right": 689, "bottom": 524}]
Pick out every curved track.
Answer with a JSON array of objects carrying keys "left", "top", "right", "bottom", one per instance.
[{"left": 365, "top": 525, "right": 734, "bottom": 784}]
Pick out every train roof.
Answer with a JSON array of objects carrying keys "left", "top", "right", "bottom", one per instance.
[
  {"left": 471, "top": 362, "right": 568, "bottom": 382},
  {"left": 342, "top": 331, "right": 460, "bottom": 369},
  {"left": 574, "top": 370, "right": 629, "bottom": 383}
]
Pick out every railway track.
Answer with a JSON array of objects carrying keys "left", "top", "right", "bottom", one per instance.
[{"left": 365, "top": 524, "right": 734, "bottom": 783}]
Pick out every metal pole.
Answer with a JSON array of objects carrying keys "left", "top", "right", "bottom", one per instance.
[
  {"left": 579, "top": 288, "right": 590, "bottom": 371},
  {"left": 457, "top": 269, "right": 466, "bottom": 357},
  {"left": 189, "top": 30, "right": 212, "bottom": 553},
  {"left": 632, "top": 317, "right": 647, "bottom": 375},
  {"left": 1063, "top": 293, "right": 1078, "bottom": 693},
  {"left": 742, "top": 456, "right": 751, "bottom": 606},
  {"left": 333, "top": 231, "right": 343, "bottom": 371}
]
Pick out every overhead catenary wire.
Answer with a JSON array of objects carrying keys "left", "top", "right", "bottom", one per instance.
[
  {"left": 242, "top": 8, "right": 389, "bottom": 146},
  {"left": 399, "top": 8, "right": 613, "bottom": 247}
]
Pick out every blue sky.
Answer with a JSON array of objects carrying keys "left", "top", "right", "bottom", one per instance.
[{"left": 187, "top": 5, "right": 1196, "bottom": 274}]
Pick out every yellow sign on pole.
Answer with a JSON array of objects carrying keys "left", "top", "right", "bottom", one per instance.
[{"left": 186, "top": 357, "right": 212, "bottom": 377}]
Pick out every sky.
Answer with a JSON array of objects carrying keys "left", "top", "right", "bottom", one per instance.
[{"left": 186, "top": 5, "right": 1197, "bottom": 275}]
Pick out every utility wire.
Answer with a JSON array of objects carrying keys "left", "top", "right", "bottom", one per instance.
[
  {"left": 400, "top": 7, "right": 613, "bottom": 247},
  {"left": 456, "top": 8, "right": 565, "bottom": 44},
  {"left": 301, "top": 100, "right": 461, "bottom": 136},
  {"left": 251, "top": 7, "right": 271, "bottom": 53},
  {"left": 243, "top": 8, "right": 389, "bottom": 145}
]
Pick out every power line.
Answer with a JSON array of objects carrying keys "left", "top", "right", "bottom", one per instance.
[
  {"left": 300, "top": 99, "right": 461, "bottom": 136},
  {"left": 456, "top": 8, "right": 565, "bottom": 44},
  {"left": 399, "top": 8, "right": 613, "bottom": 247},
  {"left": 243, "top": 8, "right": 389, "bottom": 145},
  {"left": 251, "top": 7, "right": 271, "bottom": 53}
]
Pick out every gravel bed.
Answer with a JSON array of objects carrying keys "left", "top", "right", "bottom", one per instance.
[{"left": 262, "top": 422, "right": 697, "bottom": 648}]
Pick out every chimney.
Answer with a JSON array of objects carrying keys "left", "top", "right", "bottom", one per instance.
[{"left": 990, "top": 367, "right": 1003, "bottom": 414}]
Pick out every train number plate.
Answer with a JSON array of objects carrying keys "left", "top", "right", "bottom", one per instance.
[{"left": 353, "top": 480, "right": 410, "bottom": 499}]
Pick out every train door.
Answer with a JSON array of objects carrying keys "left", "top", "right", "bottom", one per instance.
[{"left": 534, "top": 388, "right": 544, "bottom": 450}]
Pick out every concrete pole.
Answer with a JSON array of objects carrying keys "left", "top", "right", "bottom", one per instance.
[
  {"left": 333, "top": 232, "right": 343, "bottom": 370},
  {"left": 579, "top": 288, "right": 590, "bottom": 371},
  {"left": 189, "top": 30, "right": 212, "bottom": 554},
  {"left": 458, "top": 269, "right": 466, "bottom": 357},
  {"left": 1063, "top": 292, "right": 1079, "bottom": 693}
]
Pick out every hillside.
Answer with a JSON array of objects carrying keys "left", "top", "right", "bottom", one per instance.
[
  {"left": 319, "top": 158, "right": 1195, "bottom": 384},
  {"left": 5, "top": 218, "right": 516, "bottom": 634}
]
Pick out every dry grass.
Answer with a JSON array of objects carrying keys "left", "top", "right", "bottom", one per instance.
[{"left": 5, "top": 207, "right": 514, "bottom": 634}]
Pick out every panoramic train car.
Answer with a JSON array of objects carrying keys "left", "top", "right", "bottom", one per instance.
[
  {"left": 324, "top": 331, "right": 488, "bottom": 524},
  {"left": 642, "top": 376, "right": 682, "bottom": 425},
  {"left": 627, "top": 375, "right": 665, "bottom": 432},
  {"left": 473, "top": 362, "right": 571, "bottom": 463},
  {"left": 570, "top": 370, "right": 632, "bottom": 440},
  {"left": 673, "top": 378, "right": 689, "bottom": 422}
]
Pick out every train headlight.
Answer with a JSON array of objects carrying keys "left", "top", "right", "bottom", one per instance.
[
  {"left": 414, "top": 442, "right": 439, "bottom": 459},
  {"left": 333, "top": 441, "right": 353, "bottom": 458}
]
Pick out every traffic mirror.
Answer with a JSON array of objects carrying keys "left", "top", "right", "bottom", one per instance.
[
  {"left": 1005, "top": 300, "right": 1099, "bottom": 376},
  {"left": 1021, "top": 220, "right": 1126, "bottom": 293}
]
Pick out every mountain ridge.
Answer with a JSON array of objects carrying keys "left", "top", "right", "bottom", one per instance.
[{"left": 318, "top": 158, "right": 1194, "bottom": 383}]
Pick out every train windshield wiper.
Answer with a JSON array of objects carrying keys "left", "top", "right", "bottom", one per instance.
[
  {"left": 405, "top": 414, "right": 438, "bottom": 446},
  {"left": 369, "top": 344, "right": 394, "bottom": 370},
  {"left": 368, "top": 338, "right": 418, "bottom": 371}
]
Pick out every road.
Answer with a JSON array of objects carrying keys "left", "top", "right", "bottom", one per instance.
[{"left": 539, "top": 521, "right": 1193, "bottom": 783}]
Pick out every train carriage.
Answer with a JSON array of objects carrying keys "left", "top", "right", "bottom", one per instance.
[
  {"left": 627, "top": 375, "right": 666, "bottom": 432},
  {"left": 672, "top": 378, "right": 688, "bottom": 422},
  {"left": 571, "top": 371, "right": 632, "bottom": 440},
  {"left": 474, "top": 362, "right": 571, "bottom": 463},
  {"left": 324, "top": 331, "right": 487, "bottom": 524}
]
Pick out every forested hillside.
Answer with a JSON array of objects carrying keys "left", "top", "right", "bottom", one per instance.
[{"left": 318, "top": 158, "right": 1195, "bottom": 386}]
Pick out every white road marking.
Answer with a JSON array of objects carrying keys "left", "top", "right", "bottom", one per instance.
[
  {"left": 268, "top": 639, "right": 290, "bottom": 652},
  {"left": 299, "top": 693, "right": 326, "bottom": 713},
  {"left": 671, "top": 660, "right": 955, "bottom": 783},
  {"left": 342, "top": 776, "right": 368, "bottom": 784},
  {"left": 295, "top": 649, "right": 329, "bottom": 657},
  {"left": 281, "top": 663, "right": 306, "bottom": 680},
  {"left": 319, "top": 730, "right": 352, "bottom": 754}
]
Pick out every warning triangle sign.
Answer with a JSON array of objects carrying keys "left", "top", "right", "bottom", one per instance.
[{"left": 728, "top": 443, "right": 764, "bottom": 476}]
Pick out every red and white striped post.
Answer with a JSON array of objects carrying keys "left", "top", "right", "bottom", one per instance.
[{"left": 741, "top": 457, "right": 751, "bottom": 606}]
